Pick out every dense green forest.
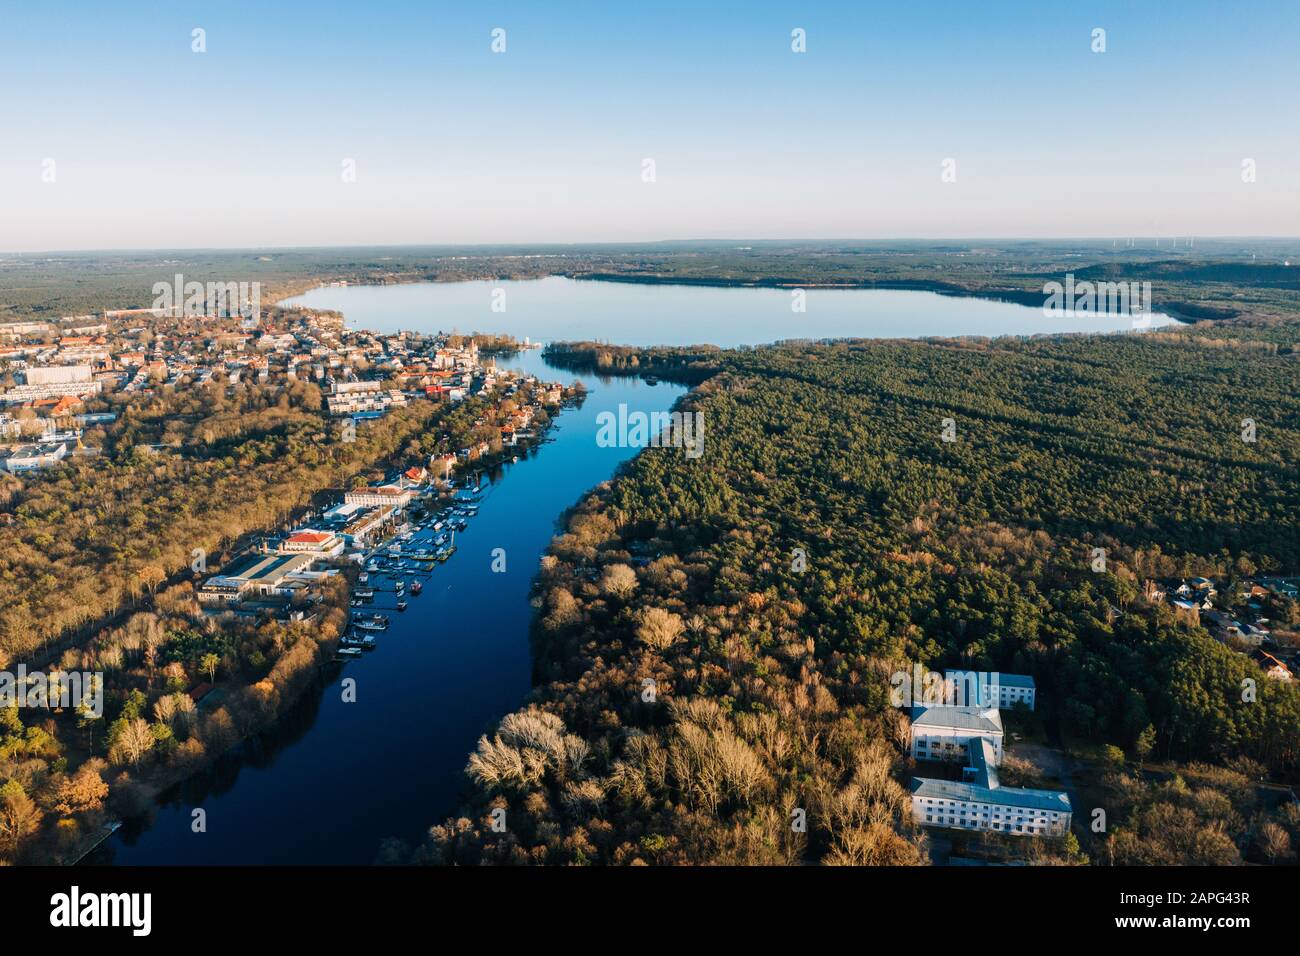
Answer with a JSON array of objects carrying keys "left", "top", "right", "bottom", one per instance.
[{"left": 419, "top": 328, "right": 1300, "bottom": 865}]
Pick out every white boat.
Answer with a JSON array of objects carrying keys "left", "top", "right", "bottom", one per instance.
[{"left": 337, "top": 648, "right": 363, "bottom": 658}]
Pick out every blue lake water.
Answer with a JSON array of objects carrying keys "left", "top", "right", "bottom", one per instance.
[
  {"left": 283, "top": 275, "right": 1173, "bottom": 345},
  {"left": 96, "top": 278, "right": 1166, "bottom": 864}
]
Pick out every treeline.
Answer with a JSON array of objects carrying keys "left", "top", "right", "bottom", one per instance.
[
  {"left": 416, "top": 329, "right": 1300, "bottom": 865},
  {"left": 542, "top": 341, "right": 722, "bottom": 383}
]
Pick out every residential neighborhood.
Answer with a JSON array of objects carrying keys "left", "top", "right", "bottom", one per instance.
[
  {"left": 1151, "top": 575, "right": 1299, "bottom": 681},
  {"left": 0, "top": 303, "right": 551, "bottom": 475}
]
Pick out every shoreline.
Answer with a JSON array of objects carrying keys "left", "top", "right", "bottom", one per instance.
[{"left": 273, "top": 273, "right": 1195, "bottom": 345}]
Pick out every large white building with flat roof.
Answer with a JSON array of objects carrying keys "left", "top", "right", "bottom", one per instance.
[
  {"left": 911, "top": 738, "right": 1071, "bottom": 837},
  {"left": 1, "top": 440, "right": 68, "bottom": 472},
  {"left": 20, "top": 365, "right": 93, "bottom": 386},
  {"left": 344, "top": 485, "right": 413, "bottom": 509}
]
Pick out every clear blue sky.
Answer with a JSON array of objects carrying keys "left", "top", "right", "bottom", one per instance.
[{"left": 1, "top": 0, "right": 1296, "bottom": 250}]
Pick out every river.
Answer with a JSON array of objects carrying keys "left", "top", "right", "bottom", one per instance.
[{"left": 92, "top": 278, "right": 1169, "bottom": 864}]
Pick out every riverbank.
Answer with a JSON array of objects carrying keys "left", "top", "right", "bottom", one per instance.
[{"left": 88, "top": 343, "right": 685, "bottom": 864}]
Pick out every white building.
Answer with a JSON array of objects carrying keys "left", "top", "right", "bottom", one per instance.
[
  {"left": 343, "top": 485, "right": 413, "bottom": 509},
  {"left": 911, "top": 738, "right": 1071, "bottom": 837},
  {"left": 326, "top": 388, "right": 408, "bottom": 417},
  {"left": 1, "top": 440, "right": 68, "bottom": 472},
  {"left": 279, "top": 530, "right": 345, "bottom": 557},
  {"left": 944, "top": 670, "right": 1036, "bottom": 711},
  {"left": 0, "top": 321, "right": 50, "bottom": 338},
  {"left": 1, "top": 380, "right": 102, "bottom": 405},
  {"left": 910, "top": 705, "right": 1005, "bottom": 764},
  {"left": 20, "top": 365, "right": 93, "bottom": 386},
  {"left": 196, "top": 551, "right": 319, "bottom": 603}
]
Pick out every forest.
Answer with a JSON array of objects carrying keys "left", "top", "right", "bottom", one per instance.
[{"left": 417, "top": 325, "right": 1300, "bottom": 866}]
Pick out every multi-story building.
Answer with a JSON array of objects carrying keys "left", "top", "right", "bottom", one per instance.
[
  {"left": 910, "top": 705, "right": 1005, "bottom": 764},
  {"left": 19, "top": 365, "right": 93, "bottom": 386},
  {"left": 343, "top": 485, "right": 413, "bottom": 509},
  {"left": 0, "top": 440, "right": 68, "bottom": 472},
  {"left": 278, "top": 530, "right": 345, "bottom": 557},
  {"left": 0, "top": 321, "right": 51, "bottom": 338},
  {"left": 911, "top": 738, "right": 1072, "bottom": 837},
  {"left": 1, "top": 380, "right": 103, "bottom": 405},
  {"left": 325, "top": 386, "right": 408, "bottom": 417},
  {"left": 944, "top": 670, "right": 1036, "bottom": 711}
]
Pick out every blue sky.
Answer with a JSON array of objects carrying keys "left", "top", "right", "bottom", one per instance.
[{"left": 1, "top": 1, "right": 1296, "bottom": 250}]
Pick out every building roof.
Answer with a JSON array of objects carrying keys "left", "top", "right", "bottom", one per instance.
[
  {"left": 944, "top": 669, "right": 1035, "bottom": 689},
  {"left": 215, "top": 551, "right": 316, "bottom": 586},
  {"left": 911, "top": 705, "right": 1004, "bottom": 735},
  {"left": 967, "top": 737, "right": 999, "bottom": 789},
  {"left": 347, "top": 485, "right": 408, "bottom": 498},
  {"left": 910, "top": 776, "right": 1072, "bottom": 813},
  {"left": 286, "top": 531, "right": 334, "bottom": 545}
]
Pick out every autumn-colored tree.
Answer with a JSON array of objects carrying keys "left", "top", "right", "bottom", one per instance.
[
  {"left": 599, "top": 563, "right": 638, "bottom": 600},
  {"left": 0, "top": 780, "right": 42, "bottom": 852},
  {"left": 137, "top": 564, "right": 166, "bottom": 596},
  {"left": 54, "top": 764, "right": 109, "bottom": 816}
]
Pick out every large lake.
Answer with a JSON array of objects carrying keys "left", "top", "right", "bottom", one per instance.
[
  {"left": 94, "top": 278, "right": 1167, "bottom": 864},
  {"left": 282, "top": 276, "right": 1173, "bottom": 344}
]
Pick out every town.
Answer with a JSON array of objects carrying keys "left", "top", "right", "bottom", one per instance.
[{"left": 1, "top": 304, "right": 557, "bottom": 475}]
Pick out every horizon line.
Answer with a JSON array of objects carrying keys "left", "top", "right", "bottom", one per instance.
[{"left": 4, "top": 235, "right": 1300, "bottom": 257}]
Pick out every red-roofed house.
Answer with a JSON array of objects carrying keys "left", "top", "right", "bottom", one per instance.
[
  {"left": 1256, "top": 651, "right": 1293, "bottom": 681},
  {"left": 279, "top": 529, "right": 345, "bottom": 557}
]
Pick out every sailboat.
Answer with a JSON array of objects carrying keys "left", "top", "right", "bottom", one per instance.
[{"left": 438, "top": 528, "right": 457, "bottom": 561}]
